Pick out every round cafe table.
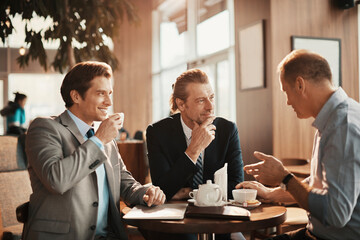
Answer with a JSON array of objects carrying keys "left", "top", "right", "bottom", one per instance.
[{"left": 122, "top": 203, "right": 286, "bottom": 240}]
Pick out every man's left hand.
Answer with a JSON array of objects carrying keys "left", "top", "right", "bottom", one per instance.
[{"left": 143, "top": 185, "right": 166, "bottom": 207}]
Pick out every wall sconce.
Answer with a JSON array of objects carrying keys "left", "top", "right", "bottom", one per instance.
[{"left": 19, "top": 46, "right": 26, "bottom": 56}]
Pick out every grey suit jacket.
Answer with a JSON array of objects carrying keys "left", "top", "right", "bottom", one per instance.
[{"left": 23, "top": 111, "right": 148, "bottom": 240}]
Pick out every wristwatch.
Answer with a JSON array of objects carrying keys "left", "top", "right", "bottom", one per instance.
[{"left": 280, "top": 173, "right": 294, "bottom": 191}]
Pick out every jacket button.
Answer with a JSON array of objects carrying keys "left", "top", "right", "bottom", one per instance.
[
  {"left": 92, "top": 202, "right": 98, "bottom": 207},
  {"left": 89, "top": 160, "right": 100, "bottom": 169},
  {"left": 90, "top": 225, "right": 96, "bottom": 230}
]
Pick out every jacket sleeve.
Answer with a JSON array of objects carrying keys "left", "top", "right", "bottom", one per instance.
[
  {"left": 146, "top": 125, "right": 197, "bottom": 200},
  {"left": 26, "top": 118, "right": 107, "bottom": 195}
]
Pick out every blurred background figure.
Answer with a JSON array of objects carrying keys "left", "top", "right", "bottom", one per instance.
[
  {"left": 118, "top": 127, "right": 130, "bottom": 141},
  {"left": 0, "top": 92, "right": 27, "bottom": 135},
  {"left": 133, "top": 130, "right": 144, "bottom": 140}
]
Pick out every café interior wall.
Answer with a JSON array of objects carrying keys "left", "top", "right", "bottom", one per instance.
[
  {"left": 113, "top": 0, "right": 153, "bottom": 138},
  {"left": 270, "top": 0, "right": 359, "bottom": 160},
  {"left": 234, "top": 0, "right": 273, "bottom": 180}
]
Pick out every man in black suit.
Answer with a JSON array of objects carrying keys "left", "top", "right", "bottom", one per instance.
[{"left": 146, "top": 69, "right": 244, "bottom": 201}]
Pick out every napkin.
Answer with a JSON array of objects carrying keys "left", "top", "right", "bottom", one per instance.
[{"left": 214, "top": 163, "right": 228, "bottom": 202}]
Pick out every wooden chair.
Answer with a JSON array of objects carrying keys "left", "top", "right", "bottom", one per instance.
[
  {"left": 277, "top": 207, "right": 308, "bottom": 234},
  {"left": 250, "top": 206, "right": 308, "bottom": 239},
  {"left": 0, "top": 170, "right": 32, "bottom": 238}
]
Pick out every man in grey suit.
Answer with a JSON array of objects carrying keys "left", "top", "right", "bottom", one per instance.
[{"left": 23, "top": 61, "right": 165, "bottom": 240}]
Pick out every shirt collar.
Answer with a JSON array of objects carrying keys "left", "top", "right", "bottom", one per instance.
[
  {"left": 180, "top": 115, "right": 192, "bottom": 140},
  {"left": 312, "top": 87, "right": 348, "bottom": 133},
  {"left": 67, "top": 109, "right": 93, "bottom": 138}
]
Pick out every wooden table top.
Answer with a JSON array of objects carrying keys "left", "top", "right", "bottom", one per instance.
[{"left": 122, "top": 203, "right": 286, "bottom": 234}]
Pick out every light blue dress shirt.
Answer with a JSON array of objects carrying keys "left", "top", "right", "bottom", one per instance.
[
  {"left": 307, "top": 88, "right": 360, "bottom": 239},
  {"left": 67, "top": 110, "right": 110, "bottom": 237}
]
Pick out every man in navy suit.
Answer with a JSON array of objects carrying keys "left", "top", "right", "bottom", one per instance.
[{"left": 146, "top": 69, "right": 244, "bottom": 201}]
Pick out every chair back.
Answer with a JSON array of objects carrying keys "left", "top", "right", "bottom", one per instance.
[
  {"left": 0, "top": 170, "right": 32, "bottom": 228},
  {"left": 0, "top": 135, "right": 27, "bottom": 171}
]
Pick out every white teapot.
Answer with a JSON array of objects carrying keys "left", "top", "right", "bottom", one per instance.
[{"left": 195, "top": 180, "right": 223, "bottom": 206}]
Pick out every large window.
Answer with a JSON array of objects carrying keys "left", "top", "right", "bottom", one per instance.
[
  {"left": 196, "top": 0, "right": 230, "bottom": 56},
  {"left": 152, "top": 0, "right": 235, "bottom": 122},
  {"left": 8, "top": 74, "right": 66, "bottom": 127}
]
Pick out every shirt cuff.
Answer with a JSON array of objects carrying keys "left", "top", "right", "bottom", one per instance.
[
  {"left": 90, "top": 136, "right": 104, "bottom": 150},
  {"left": 184, "top": 152, "right": 196, "bottom": 165},
  {"left": 308, "top": 188, "right": 328, "bottom": 225}
]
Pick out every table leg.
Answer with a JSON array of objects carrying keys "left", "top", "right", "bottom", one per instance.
[{"left": 198, "top": 233, "right": 215, "bottom": 240}]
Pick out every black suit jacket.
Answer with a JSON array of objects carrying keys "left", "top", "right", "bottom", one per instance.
[{"left": 146, "top": 113, "right": 244, "bottom": 200}]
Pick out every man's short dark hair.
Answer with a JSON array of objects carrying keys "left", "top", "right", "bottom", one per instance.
[
  {"left": 61, "top": 61, "right": 112, "bottom": 108},
  {"left": 278, "top": 49, "right": 332, "bottom": 85}
]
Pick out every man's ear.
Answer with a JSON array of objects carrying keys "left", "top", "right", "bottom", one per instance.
[
  {"left": 295, "top": 76, "right": 306, "bottom": 94},
  {"left": 70, "top": 90, "right": 81, "bottom": 104},
  {"left": 176, "top": 98, "right": 185, "bottom": 112}
]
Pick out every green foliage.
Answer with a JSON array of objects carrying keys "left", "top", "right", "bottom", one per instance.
[{"left": 0, "top": 0, "right": 139, "bottom": 73}]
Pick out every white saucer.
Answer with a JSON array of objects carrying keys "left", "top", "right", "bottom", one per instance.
[
  {"left": 229, "top": 199, "right": 261, "bottom": 209},
  {"left": 193, "top": 200, "right": 227, "bottom": 207},
  {"left": 187, "top": 199, "right": 195, "bottom": 203}
]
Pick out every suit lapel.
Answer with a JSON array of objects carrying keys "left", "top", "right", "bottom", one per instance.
[
  {"left": 57, "top": 110, "right": 86, "bottom": 144},
  {"left": 172, "top": 113, "right": 188, "bottom": 151}
]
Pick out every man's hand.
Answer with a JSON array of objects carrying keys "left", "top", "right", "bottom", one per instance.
[
  {"left": 236, "top": 181, "right": 273, "bottom": 202},
  {"left": 95, "top": 113, "right": 124, "bottom": 145},
  {"left": 143, "top": 185, "right": 166, "bottom": 207},
  {"left": 244, "top": 151, "right": 290, "bottom": 186},
  {"left": 186, "top": 116, "right": 216, "bottom": 162}
]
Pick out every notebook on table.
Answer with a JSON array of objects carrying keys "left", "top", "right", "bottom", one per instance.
[
  {"left": 123, "top": 203, "right": 188, "bottom": 220},
  {"left": 185, "top": 205, "right": 250, "bottom": 221}
]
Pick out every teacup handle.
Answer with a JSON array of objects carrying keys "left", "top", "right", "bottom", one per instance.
[{"left": 189, "top": 192, "right": 195, "bottom": 198}]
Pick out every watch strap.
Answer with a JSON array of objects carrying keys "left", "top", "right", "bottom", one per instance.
[{"left": 282, "top": 173, "right": 294, "bottom": 185}]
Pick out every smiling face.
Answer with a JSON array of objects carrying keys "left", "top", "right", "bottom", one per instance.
[
  {"left": 178, "top": 82, "right": 215, "bottom": 129},
  {"left": 70, "top": 76, "right": 112, "bottom": 125}
]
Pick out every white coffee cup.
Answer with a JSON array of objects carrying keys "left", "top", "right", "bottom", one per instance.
[
  {"left": 189, "top": 189, "right": 198, "bottom": 199},
  {"left": 232, "top": 189, "right": 257, "bottom": 203}
]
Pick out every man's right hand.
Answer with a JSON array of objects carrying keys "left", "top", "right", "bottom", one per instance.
[
  {"left": 186, "top": 116, "right": 216, "bottom": 162},
  {"left": 95, "top": 113, "right": 124, "bottom": 145}
]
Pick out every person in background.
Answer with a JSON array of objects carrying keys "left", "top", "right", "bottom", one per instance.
[
  {"left": 0, "top": 92, "right": 27, "bottom": 135},
  {"left": 145, "top": 69, "right": 244, "bottom": 240},
  {"left": 23, "top": 61, "right": 165, "bottom": 240},
  {"left": 237, "top": 49, "right": 360, "bottom": 240},
  {"left": 118, "top": 127, "right": 130, "bottom": 141}
]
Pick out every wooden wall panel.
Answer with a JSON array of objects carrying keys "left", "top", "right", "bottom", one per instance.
[
  {"left": 270, "top": 0, "right": 359, "bottom": 159},
  {"left": 234, "top": 0, "right": 272, "bottom": 180},
  {"left": 113, "top": 0, "right": 152, "bottom": 137}
]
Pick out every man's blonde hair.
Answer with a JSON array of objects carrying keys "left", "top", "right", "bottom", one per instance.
[{"left": 170, "top": 69, "right": 209, "bottom": 113}]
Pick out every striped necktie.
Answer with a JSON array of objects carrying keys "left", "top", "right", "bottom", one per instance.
[
  {"left": 86, "top": 128, "right": 95, "bottom": 138},
  {"left": 193, "top": 153, "right": 203, "bottom": 189}
]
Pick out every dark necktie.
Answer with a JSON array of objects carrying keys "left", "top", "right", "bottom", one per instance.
[
  {"left": 193, "top": 153, "right": 203, "bottom": 189},
  {"left": 86, "top": 128, "right": 95, "bottom": 138}
]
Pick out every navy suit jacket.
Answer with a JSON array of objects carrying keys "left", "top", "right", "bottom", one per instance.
[{"left": 146, "top": 113, "right": 244, "bottom": 200}]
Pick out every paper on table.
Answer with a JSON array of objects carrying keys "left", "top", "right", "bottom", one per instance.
[
  {"left": 123, "top": 203, "right": 188, "bottom": 220},
  {"left": 214, "top": 163, "right": 228, "bottom": 202}
]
